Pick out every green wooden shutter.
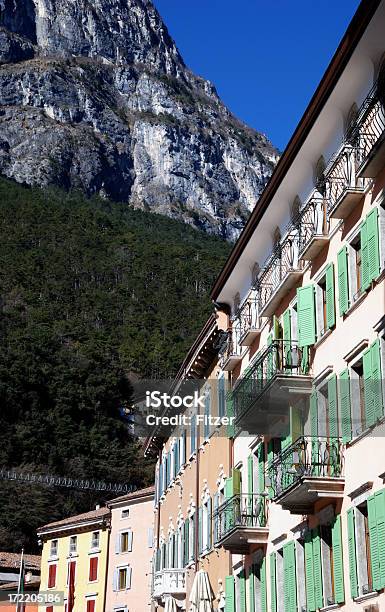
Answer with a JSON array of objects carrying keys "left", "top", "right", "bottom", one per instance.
[
  {"left": 347, "top": 508, "right": 358, "bottom": 599},
  {"left": 371, "top": 339, "right": 384, "bottom": 421},
  {"left": 258, "top": 443, "right": 265, "bottom": 493},
  {"left": 367, "top": 207, "right": 381, "bottom": 281},
  {"left": 337, "top": 246, "right": 349, "bottom": 315},
  {"left": 249, "top": 564, "right": 255, "bottom": 612},
  {"left": 261, "top": 557, "right": 267, "bottom": 612},
  {"left": 232, "top": 468, "right": 241, "bottom": 495},
  {"left": 248, "top": 454, "right": 254, "bottom": 495},
  {"left": 328, "top": 374, "right": 338, "bottom": 439},
  {"left": 270, "top": 552, "right": 277, "bottom": 612},
  {"left": 339, "top": 369, "right": 352, "bottom": 443},
  {"left": 218, "top": 375, "right": 225, "bottom": 418},
  {"left": 375, "top": 489, "right": 385, "bottom": 589},
  {"left": 198, "top": 506, "right": 203, "bottom": 555},
  {"left": 284, "top": 541, "right": 297, "bottom": 612},
  {"left": 363, "top": 347, "right": 375, "bottom": 428},
  {"left": 361, "top": 218, "right": 370, "bottom": 291},
  {"left": 297, "top": 285, "right": 316, "bottom": 347},
  {"left": 312, "top": 528, "right": 323, "bottom": 610},
  {"left": 332, "top": 515, "right": 345, "bottom": 603},
  {"left": 305, "top": 530, "right": 316, "bottom": 612},
  {"left": 310, "top": 390, "right": 318, "bottom": 437},
  {"left": 226, "top": 392, "right": 235, "bottom": 438},
  {"left": 310, "top": 390, "right": 319, "bottom": 475},
  {"left": 207, "top": 496, "right": 212, "bottom": 550},
  {"left": 225, "top": 476, "right": 233, "bottom": 499},
  {"left": 325, "top": 262, "right": 336, "bottom": 329},
  {"left": 225, "top": 575, "right": 235, "bottom": 612},
  {"left": 368, "top": 493, "right": 380, "bottom": 591},
  {"left": 267, "top": 440, "right": 275, "bottom": 499},
  {"left": 183, "top": 520, "right": 189, "bottom": 566},
  {"left": 283, "top": 307, "right": 292, "bottom": 370},
  {"left": 239, "top": 570, "right": 246, "bottom": 612}
]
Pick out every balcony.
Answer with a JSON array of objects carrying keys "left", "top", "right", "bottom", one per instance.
[
  {"left": 153, "top": 569, "right": 186, "bottom": 599},
  {"left": 354, "top": 81, "right": 385, "bottom": 178},
  {"left": 237, "top": 297, "right": 260, "bottom": 346},
  {"left": 214, "top": 494, "right": 268, "bottom": 554},
  {"left": 267, "top": 436, "right": 345, "bottom": 514},
  {"left": 325, "top": 143, "right": 365, "bottom": 219},
  {"left": 297, "top": 195, "right": 329, "bottom": 260},
  {"left": 219, "top": 331, "right": 242, "bottom": 372},
  {"left": 232, "top": 340, "right": 312, "bottom": 431},
  {"left": 258, "top": 232, "right": 303, "bottom": 317}
]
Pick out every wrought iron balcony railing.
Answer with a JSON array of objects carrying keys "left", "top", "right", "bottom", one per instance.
[
  {"left": 218, "top": 329, "right": 243, "bottom": 371},
  {"left": 353, "top": 79, "right": 385, "bottom": 178},
  {"left": 267, "top": 436, "right": 344, "bottom": 502},
  {"left": 214, "top": 493, "right": 268, "bottom": 545},
  {"left": 152, "top": 569, "right": 186, "bottom": 599},
  {"left": 325, "top": 143, "right": 365, "bottom": 218},
  {"left": 233, "top": 340, "right": 308, "bottom": 424},
  {"left": 235, "top": 296, "right": 260, "bottom": 346},
  {"left": 258, "top": 232, "right": 303, "bottom": 316},
  {"left": 297, "top": 195, "right": 329, "bottom": 260}
]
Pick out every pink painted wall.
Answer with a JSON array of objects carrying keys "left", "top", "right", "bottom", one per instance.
[{"left": 105, "top": 492, "right": 154, "bottom": 612}]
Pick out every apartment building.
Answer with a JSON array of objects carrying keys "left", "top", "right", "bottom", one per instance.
[
  {"left": 144, "top": 315, "right": 233, "bottom": 611},
  {"left": 38, "top": 507, "right": 110, "bottom": 612},
  {"left": 147, "top": 0, "right": 385, "bottom": 610},
  {"left": 105, "top": 486, "right": 155, "bottom": 612}
]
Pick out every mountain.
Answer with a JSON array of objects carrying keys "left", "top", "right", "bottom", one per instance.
[
  {"left": 0, "top": 0, "right": 278, "bottom": 239},
  {"left": 0, "top": 176, "right": 231, "bottom": 550}
]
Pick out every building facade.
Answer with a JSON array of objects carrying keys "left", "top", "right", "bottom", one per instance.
[
  {"left": 147, "top": 1, "right": 385, "bottom": 610},
  {"left": 144, "top": 315, "right": 233, "bottom": 611},
  {"left": 38, "top": 507, "right": 110, "bottom": 612},
  {"left": 105, "top": 486, "right": 155, "bottom": 612}
]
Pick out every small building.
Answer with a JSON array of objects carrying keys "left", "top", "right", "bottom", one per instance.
[
  {"left": 0, "top": 552, "right": 40, "bottom": 585},
  {"left": 105, "top": 485, "right": 155, "bottom": 612},
  {"left": 37, "top": 507, "right": 110, "bottom": 612}
]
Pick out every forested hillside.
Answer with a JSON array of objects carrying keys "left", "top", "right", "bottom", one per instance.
[{"left": 0, "top": 178, "right": 231, "bottom": 551}]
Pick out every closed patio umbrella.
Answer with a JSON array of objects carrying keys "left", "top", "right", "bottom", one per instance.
[
  {"left": 189, "top": 569, "right": 213, "bottom": 612},
  {"left": 164, "top": 596, "right": 178, "bottom": 612}
]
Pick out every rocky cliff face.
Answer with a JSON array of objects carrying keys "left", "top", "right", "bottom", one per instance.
[{"left": 0, "top": 0, "right": 278, "bottom": 239}]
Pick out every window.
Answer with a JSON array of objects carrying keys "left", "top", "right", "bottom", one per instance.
[
  {"left": 351, "top": 358, "right": 366, "bottom": 437},
  {"left": 204, "top": 391, "right": 210, "bottom": 440},
  {"left": 86, "top": 600, "right": 95, "bottom": 612},
  {"left": 190, "top": 415, "right": 197, "bottom": 455},
  {"left": 89, "top": 557, "right": 98, "bottom": 582},
  {"left": 347, "top": 493, "right": 385, "bottom": 598},
  {"left": 250, "top": 555, "right": 267, "bottom": 611},
  {"left": 115, "top": 566, "right": 132, "bottom": 591},
  {"left": 47, "top": 564, "right": 57, "bottom": 589},
  {"left": 270, "top": 549, "right": 284, "bottom": 610},
  {"left": 121, "top": 508, "right": 129, "bottom": 519},
  {"left": 66, "top": 560, "right": 76, "bottom": 586},
  {"left": 69, "top": 536, "right": 77, "bottom": 554},
  {"left": 199, "top": 496, "right": 212, "bottom": 555},
  {"left": 91, "top": 531, "right": 100, "bottom": 550},
  {"left": 119, "top": 530, "right": 133, "bottom": 553},
  {"left": 315, "top": 264, "right": 335, "bottom": 337},
  {"left": 188, "top": 513, "right": 195, "bottom": 563},
  {"left": 50, "top": 540, "right": 58, "bottom": 558},
  {"left": 235, "top": 570, "right": 246, "bottom": 611},
  {"left": 314, "top": 156, "right": 326, "bottom": 194},
  {"left": 303, "top": 518, "right": 344, "bottom": 609}
]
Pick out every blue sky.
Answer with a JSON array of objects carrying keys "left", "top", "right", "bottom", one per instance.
[{"left": 153, "top": 0, "right": 361, "bottom": 151}]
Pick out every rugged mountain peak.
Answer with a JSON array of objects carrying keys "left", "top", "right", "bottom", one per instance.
[{"left": 0, "top": 0, "right": 278, "bottom": 239}]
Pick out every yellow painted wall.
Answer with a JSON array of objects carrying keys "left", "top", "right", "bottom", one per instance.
[{"left": 39, "top": 524, "right": 109, "bottom": 612}]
